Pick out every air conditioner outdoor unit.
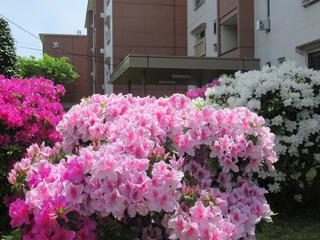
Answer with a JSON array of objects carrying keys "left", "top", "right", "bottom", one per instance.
[{"left": 256, "top": 20, "right": 270, "bottom": 31}]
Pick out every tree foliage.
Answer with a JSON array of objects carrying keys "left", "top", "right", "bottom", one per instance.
[
  {"left": 0, "top": 17, "right": 18, "bottom": 78},
  {"left": 17, "top": 53, "right": 79, "bottom": 84}
]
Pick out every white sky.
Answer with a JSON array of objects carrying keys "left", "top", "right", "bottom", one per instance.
[{"left": 0, "top": 0, "right": 88, "bottom": 58}]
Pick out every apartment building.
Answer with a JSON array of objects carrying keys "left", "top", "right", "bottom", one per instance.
[
  {"left": 86, "top": 0, "right": 189, "bottom": 97},
  {"left": 40, "top": 33, "right": 89, "bottom": 109},
  {"left": 255, "top": 0, "right": 320, "bottom": 69},
  {"left": 188, "top": 0, "right": 218, "bottom": 57},
  {"left": 188, "top": 0, "right": 320, "bottom": 69},
  {"left": 188, "top": 0, "right": 255, "bottom": 58},
  {"left": 86, "top": 0, "right": 105, "bottom": 95},
  {"left": 86, "top": 0, "right": 260, "bottom": 97}
]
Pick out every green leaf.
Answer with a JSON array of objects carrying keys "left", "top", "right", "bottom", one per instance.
[{"left": 165, "top": 139, "right": 179, "bottom": 154}]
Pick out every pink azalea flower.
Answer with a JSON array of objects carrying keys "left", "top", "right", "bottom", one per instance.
[
  {"left": 63, "top": 181, "right": 84, "bottom": 205},
  {"left": 75, "top": 217, "right": 98, "bottom": 240},
  {"left": 189, "top": 201, "right": 208, "bottom": 223},
  {"left": 103, "top": 189, "right": 126, "bottom": 217},
  {"left": 220, "top": 155, "right": 239, "bottom": 173},
  {"left": 172, "top": 133, "right": 196, "bottom": 156},
  {"left": 9, "top": 198, "right": 30, "bottom": 227},
  {"left": 181, "top": 222, "right": 199, "bottom": 240},
  {"left": 91, "top": 154, "right": 118, "bottom": 180},
  {"left": 7, "top": 93, "right": 278, "bottom": 239},
  {"left": 147, "top": 186, "right": 178, "bottom": 212},
  {"left": 230, "top": 208, "right": 249, "bottom": 224},
  {"left": 7, "top": 170, "right": 17, "bottom": 185},
  {"left": 63, "top": 158, "right": 85, "bottom": 183},
  {"left": 51, "top": 227, "right": 76, "bottom": 240}
]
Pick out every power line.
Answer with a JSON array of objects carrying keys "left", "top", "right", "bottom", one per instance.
[
  {"left": 0, "top": 14, "right": 98, "bottom": 63},
  {"left": 0, "top": 13, "right": 41, "bottom": 41},
  {"left": 55, "top": 47, "right": 121, "bottom": 67},
  {"left": 17, "top": 46, "right": 43, "bottom": 52},
  {"left": 0, "top": 14, "right": 126, "bottom": 68}
]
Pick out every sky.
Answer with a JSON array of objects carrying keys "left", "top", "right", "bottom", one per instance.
[{"left": 0, "top": 0, "right": 88, "bottom": 59}]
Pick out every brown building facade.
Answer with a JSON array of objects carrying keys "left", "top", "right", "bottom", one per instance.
[
  {"left": 217, "top": 0, "right": 255, "bottom": 58},
  {"left": 86, "top": 0, "right": 188, "bottom": 97},
  {"left": 111, "top": 0, "right": 188, "bottom": 66},
  {"left": 40, "top": 34, "right": 89, "bottom": 109}
]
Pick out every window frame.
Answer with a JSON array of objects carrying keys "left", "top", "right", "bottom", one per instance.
[
  {"left": 194, "top": 0, "right": 205, "bottom": 10},
  {"left": 308, "top": 50, "right": 320, "bottom": 70}
]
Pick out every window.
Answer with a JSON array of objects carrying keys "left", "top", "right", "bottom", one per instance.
[
  {"left": 106, "top": 28, "right": 111, "bottom": 44},
  {"left": 196, "top": 30, "right": 205, "bottom": 41},
  {"left": 213, "top": 44, "right": 217, "bottom": 52},
  {"left": 213, "top": 21, "right": 217, "bottom": 35},
  {"left": 266, "top": 62, "right": 271, "bottom": 67},
  {"left": 278, "top": 57, "right": 285, "bottom": 65},
  {"left": 195, "top": 0, "right": 205, "bottom": 9},
  {"left": 191, "top": 23, "right": 206, "bottom": 57},
  {"left": 308, "top": 51, "right": 320, "bottom": 70},
  {"left": 194, "top": 30, "right": 206, "bottom": 56}
]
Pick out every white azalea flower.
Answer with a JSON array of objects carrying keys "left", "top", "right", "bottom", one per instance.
[{"left": 268, "top": 182, "right": 281, "bottom": 193}]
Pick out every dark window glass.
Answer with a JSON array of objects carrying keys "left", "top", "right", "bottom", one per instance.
[{"left": 308, "top": 51, "right": 320, "bottom": 70}]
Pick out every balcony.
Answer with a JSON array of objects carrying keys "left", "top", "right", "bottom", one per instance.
[{"left": 194, "top": 39, "right": 206, "bottom": 57}]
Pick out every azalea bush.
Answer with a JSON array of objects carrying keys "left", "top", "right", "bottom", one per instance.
[
  {"left": 0, "top": 75, "right": 65, "bottom": 234},
  {"left": 205, "top": 61, "right": 320, "bottom": 211},
  {"left": 8, "top": 93, "right": 278, "bottom": 239},
  {"left": 186, "top": 79, "right": 219, "bottom": 99}
]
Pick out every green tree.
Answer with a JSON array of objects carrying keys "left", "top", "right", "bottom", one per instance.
[
  {"left": 17, "top": 53, "right": 79, "bottom": 84},
  {"left": 0, "top": 17, "right": 18, "bottom": 78}
]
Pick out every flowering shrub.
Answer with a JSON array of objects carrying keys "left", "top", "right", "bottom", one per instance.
[
  {"left": 0, "top": 75, "right": 65, "bottom": 234},
  {"left": 205, "top": 61, "right": 320, "bottom": 210},
  {"left": 8, "top": 93, "right": 277, "bottom": 239},
  {"left": 186, "top": 79, "right": 219, "bottom": 99},
  {"left": 0, "top": 75, "right": 65, "bottom": 147}
]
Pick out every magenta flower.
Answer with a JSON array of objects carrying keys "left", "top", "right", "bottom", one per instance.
[
  {"left": 186, "top": 79, "right": 220, "bottom": 99},
  {"left": 51, "top": 227, "right": 76, "bottom": 240},
  {"left": 9, "top": 198, "right": 30, "bottom": 227}
]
